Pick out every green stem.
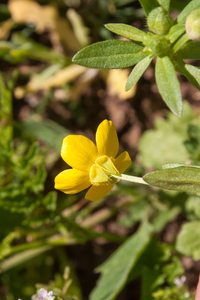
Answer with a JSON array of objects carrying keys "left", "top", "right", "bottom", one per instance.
[
  {"left": 112, "top": 173, "right": 149, "bottom": 185},
  {"left": 173, "top": 33, "right": 190, "bottom": 53}
]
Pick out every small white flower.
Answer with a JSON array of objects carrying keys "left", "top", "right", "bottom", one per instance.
[
  {"left": 184, "top": 292, "right": 190, "bottom": 298},
  {"left": 35, "top": 288, "right": 55, "bottom": 300},
  {"left": 174, "top": 275, "right": 186, "bottom": 288}
]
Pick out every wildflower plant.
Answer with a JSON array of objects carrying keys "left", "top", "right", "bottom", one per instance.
[
  {"left": 73, "top": 0, "right": 200, "bottom": 117},
  {"left": 55, "top": 119, "right": 134, "bottom": 201},
  {"left": 2, "top": 1, "right": 200, "bottom": 300}
]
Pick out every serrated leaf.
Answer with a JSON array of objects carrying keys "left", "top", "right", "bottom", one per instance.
[
  {"left": 177, "top": 0, "right": 200, "bottom": 24},
  {"left": 126, "top": 55, "right": 153, "bottom": 91},
  {"left": 138, "top": 102, "right": 193, "bottom": 169},
  {"left": 176, "top": 60, "right": 200, "bottom": 90},
  {"left": 176, "top": 221, "right": 200, "bottom": 260},
  {"left": 138, "top": 0, "right": 158, "bottom": 15},
  {"left": 72, "top": 40, "right": 147, "bottom": 69},
  {"left": 105, "top": 23, "right": 147, "bottom": 42},
  {"left": 143, "top": 165, "right": 200, "bottom": 196},
  {"left": 178, "top": 41, "right": 200, "bottom": 60},
  {"left": 166, "top": 24, "right": 185, "bottom": 43},
  {"left": 42, "top": 191, "right": 57, "bottom": 211},
  {"left": 155, "top": 56, "right": 182, "bottom": 116},
  {"left": 89, "top": 222, "right": 153, "bottom": 300},
  {"left": 157, "top": 0, "right": 170, "bottom": 11}
]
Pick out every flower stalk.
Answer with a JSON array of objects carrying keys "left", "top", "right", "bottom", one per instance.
[{"left": 111, "top": 174, "right": 149, "bottom": 185}]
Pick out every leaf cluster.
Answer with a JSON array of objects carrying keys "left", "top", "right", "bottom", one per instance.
[{"left": 73, "top": 0, "right": 200, "bottom": 116}]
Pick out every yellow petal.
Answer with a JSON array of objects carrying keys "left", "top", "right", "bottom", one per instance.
[
  {"left": 55, "top": 169, "right": 91, "bottom": 194},
  {"left": 61, "top": 135, "right": 98, "bottom": 171},
  {"left": 96, "top": 119, "right": 119, "bottom": 158},
  {"left": 113, "top": 151, "right": 132, "bottom": 173},
  {"left": 85, "top": 184, "right": 114, "bottom": 201}
]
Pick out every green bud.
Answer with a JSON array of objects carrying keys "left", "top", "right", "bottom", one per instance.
[
  {"left": 143, "top": 34, "right": 171, "bottom": 57},
  {"left": 147, "top": 7, "right": 174, "bottom": 36},
  {"left": 186, "top": 9, "right": 200, "bottom": 41}
]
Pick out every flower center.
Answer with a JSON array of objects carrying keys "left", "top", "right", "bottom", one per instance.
[{"left": 89, "top": 155, "right": 121, "bottom": 186}]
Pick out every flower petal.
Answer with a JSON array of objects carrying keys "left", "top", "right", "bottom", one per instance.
[
  {"left": 61, "top": 135, "right": 98, "bottom": 171},
  {"left": 96, "top": 119, "right": 119, "bottom": 158},
  {"left": 55, "top": 169, "right": 91, "bottom": 194},
  {"left": 85, "top": 184, "right": 114, "bottom": 201},
  {"left": 112, "top": 151, "right": 132, "bottom": 173}
]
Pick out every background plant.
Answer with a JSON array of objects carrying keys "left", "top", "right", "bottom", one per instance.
[{"left": 1, "top": 1, "right": 200, "bottom": 300}]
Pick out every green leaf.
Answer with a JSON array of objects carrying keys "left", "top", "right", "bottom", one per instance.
[
  {"left": 176, "top": 221, "right": 200, "bottom": 260},
  {"left": 89, "top": 222, "right": 153, "bottom": 300},
  {"left": 138, "top": 102, "right": 194, "bottom": 168},
  {"left": 0, "top": 73, "right": 15, "bottom": 145},
  {"left": 143, "top": 165, "right": 200, "bottom": 196},
  {"left": 105, "top": 23, "right": 147, "bottom": 42},
  {"left": 72, "top": 40, "right": 147, "bottom": 69},
  {"left": 126, "top": 55, "right": 153, "bottom": 91},
  {"left": 178, "top": 41, "right": 200, "bottom": 59},
  {"left": 21, "top": 119, "right": 71, "bottom": 153},
  {"left": 155, "top": 56, "right": 182, "bottom": 116},
  {"left": 153, "top": 207, "right": 181, "bottom": 232},
  {"left": 42, "top": 191, "right": 57, "bottom": 211},
  {"left": 166, "top": 24, "right": 185, "bottom": 43},
  {"left": 157, "top": 0, "right": 170, "bottom": 11},
  {"left": 11, "top": 33, "right": 66, "bottom": 64},
  {"left": 138, "top": 0, "right": 158, "bottom": 15},
  {"left": 177, "top": 0, "right": 200, "bottom": 24},
  {"left": 0, "top": 246, "right": 52, "bottom": 273},
  {"left": 176, "top": 60, "right": 200, "bottom": 90}
]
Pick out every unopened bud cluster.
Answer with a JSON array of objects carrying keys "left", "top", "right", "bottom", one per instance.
[{"left": 147, "top": 7, "right": 174, "bottom": 36}]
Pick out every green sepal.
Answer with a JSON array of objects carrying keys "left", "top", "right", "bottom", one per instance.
[
  {"left": 157, "top": 0, "right": 170, "bottom": 11},
  {"left": 178, "top": 41, "right": 200, "bottom": 59},
  {"left": 175, "top": 60, "right": 200, "bottom": 90},
  {"left": 177, "top": 0, "right": 200, "bottom": 24},
  {"left": 166, "top": 24, "right": 185, "bottom": 43},
  {"left": 138, "top": 0, "right": 158, "bottom": 16},
  {"left": 155, "top": 56, "right": 182, "bottom": 116},
  {"left": 143, "top": 165, "right": 200, "bottom": 196},
  {"left": 96, "top": 156, "right": 121, "bottom": 176},
  {"left": 126, "top": 55, "right": 153, "bottom": 91},
  {"left": 105, "top": 23, "right": 147, "bottom": 42},
  {"left": 72, "top": 40, "right": 147, "bottom": 69}
]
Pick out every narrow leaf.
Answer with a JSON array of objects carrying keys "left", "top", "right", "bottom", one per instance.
[
  {"left": 178, "top": 41, "right": 200, "bottom": 60},
  {"left": 166, "top": 24, "right": 185, "bottom": 43},
  {"left": 105, "top": 23, "right": 147, "bottom": 42},
  {"left": 126, "top": 55, "right": 153, "bottom": 91},
  {"left": 72, "top": 40, "right": 146, "bottom": 69},
  {"left": 138, "top": 0, "right": 158, "bottom": 15},
  {"left": 176, "top": 59, "right": 200, "bottom": 90},
  {"left": 155, "top": 56, "right": 182, "bottom": 116},
  {"left": 177, "top": 0, "right": 200, "bottom": 24},
  {"left": 90, "top": 222, "right": 153, "bottom": 300},
  {"left": 0, "top": 246, "right": 51, "bottom": 273},
  {"left": 143, "top": 165, "right": 200, "bottom": 196},
  {"left": 157, "top": 0, "right": 170, "bottom": 11}
]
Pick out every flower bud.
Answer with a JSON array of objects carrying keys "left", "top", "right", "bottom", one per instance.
[
  {"left": 186, "top": 9, "right": 200, "bottom": 41},
  {"left": 147, "top": 7, "right": 174, "bottom": 36}
]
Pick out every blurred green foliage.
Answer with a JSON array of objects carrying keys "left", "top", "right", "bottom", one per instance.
[{"left": 1, "top": 1, "right": 200, "bottom": 300}]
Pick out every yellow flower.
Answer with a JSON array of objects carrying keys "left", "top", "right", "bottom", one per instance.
[{"left": 54, "top": 119, "right": 132, "bottom": 201}]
